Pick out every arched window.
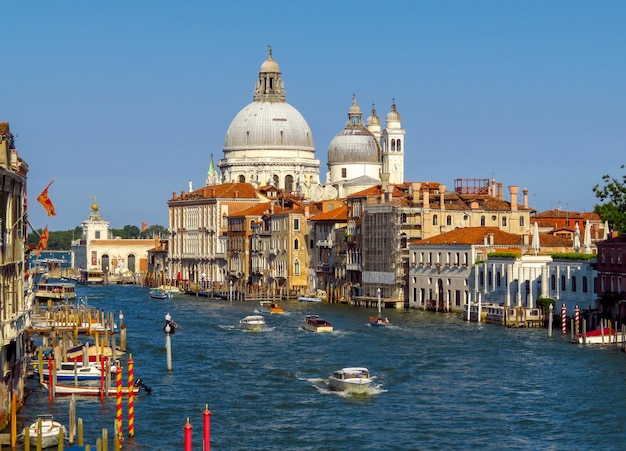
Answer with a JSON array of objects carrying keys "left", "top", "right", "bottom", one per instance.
[
  {"left": 446, "top": 215, "right": 452, "bottom": 226},
  {"left": 238, "top": 175, "right": 245, "bottom": 182},
  {"left": 433, "top": 215, "right": 438, "bottom": 226},
  {"left": 285, "top": 175, "right": 294, "bottom": 192},
  {"left": 101, "top": 254, "right": 110, "bottom": 273},
  {"left": 561, "top": 275, "right": 566, "bottom": 291},
  {"left": 582, "top": 276, "right": 588, "bottom": 293},
  {"left": 294, "top": 259, "right": 300, "bottom": 275},
  {"left": 519, "top": 216, "right": 525, "bottom": 227},
  {"left": 128, "top": 254, "right": 136, "bottom": 272},
  {"left": 397, "top": 139, "right": 402, "bottom": 151},
  {"left": 551, "top": 274, "right": 556, "bottom": 290},
  {"left": 294, "top": 238, "right": 299, "bottom": 250},
  {"left": 391, "top": 139, "right": 396, "bottom": 151},
  {"left": 480, "top": 216, "right": 486, "bottom": 226},
  {"left": 502, "top": 217, "right": 507, "bottom": 227},
  {"left": 572, "top": 276, "right": 577, "bottom": 292}
]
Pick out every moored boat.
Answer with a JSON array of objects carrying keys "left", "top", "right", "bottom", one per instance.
[
  {"left": 239, "top": 315, "right": 266, "bottom": 331},
  {"left": 575, "top": 327, "right": 624, "bottom": 344},
  {"left": 328, "top": 367, "right": 372, "bottom": 394},
  {"left": 25, "top": 414, "right": 67, "bottom": 448},
  {"left": 35, "top": 360, "right": 117, "bottom": 381},
  {"left": 258, "top": 301, "right": 284, "bottom": 314},
  {"left": 41, "top": 380, "right": 142, "bottom": 396},
  {"left": 302, "top": 314, "right": 333, "bottom": 333}
]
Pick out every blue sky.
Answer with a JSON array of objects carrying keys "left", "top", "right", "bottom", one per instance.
[{"left": 4, "top": 1, "right": 625, "bottom": 231}]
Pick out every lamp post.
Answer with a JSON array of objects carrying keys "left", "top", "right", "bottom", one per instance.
[{"left": 229, "top": 280, "right": 233, "bottom": 303}]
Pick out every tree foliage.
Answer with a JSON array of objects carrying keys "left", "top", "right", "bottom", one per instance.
[{"left": 593, "top": 165, "right": 626, "bottom": 234}]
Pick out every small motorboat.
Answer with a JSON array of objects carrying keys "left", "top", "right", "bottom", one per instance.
[
  {"left": 575, "top": 327, "right": 624, "bottom": 344},
  {"left": 298, "top": 296, "right": 323, "bottom": 303},
  {"left": 369, "top": 316, "right": 390, "bottom": 327},
  {"left": 40, "top": 380, "right": 144, "bottom": 396},
  {"left": 239, "top": 315, "right": 266, "bottom": 331},
  {"left": 25, "top": 414, "right": 67, "bottom": 448},
  {"left": 35, "top": 360, "right": 117, "bottom": 381},
  {"left": 149, "top": 289, "right": 170, "bottom": 299},
  {"left": 302, "top": 314, "right": 333, "bottom": 333},
  {"left": 328, "top": 367, "right": 372, "bottom": 394},
  {"left": 258, "top": 301, "right": 284, "bottom": 314}
]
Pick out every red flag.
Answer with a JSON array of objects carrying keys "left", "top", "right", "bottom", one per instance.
[
  {"left": 35, "top": 226, "right": 49, "bottom": 256},
  {"left": 37, "top": 180, "right": 56, "bottom": 216}
]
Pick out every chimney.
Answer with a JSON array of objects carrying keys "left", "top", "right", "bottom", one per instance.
[
  {"left": 304, "top": 204, "right": 310, "bottom": 219},
  {"left": 523, "top": 188, "right": 528, "bottom": 208},
  {"left": 381, "top": 173, "right": 390, "bottom": 196},
  {"left": 497, "top": 182, "right": 503, "bottom": 199},
  {"left": 509, "top": 186, "right": 519, "bottom": 211},
  {"left": 439, "top": 184, "right": 446, "bottom": 210},
  {"left": 423, "top": 187, "right": 430, "bottom": 208}
]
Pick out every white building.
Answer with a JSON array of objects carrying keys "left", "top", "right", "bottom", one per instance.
[{"left": 71, "top": 203, "right": 154, "bottom": 282}]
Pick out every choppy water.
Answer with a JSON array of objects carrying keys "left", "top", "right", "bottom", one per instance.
[{"left": 15, "top": 284, "right": 626, "bottom": 450}]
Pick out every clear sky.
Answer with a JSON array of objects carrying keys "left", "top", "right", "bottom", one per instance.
[{"left": 4, "top": 1, "right": 625, "bottom": 231}]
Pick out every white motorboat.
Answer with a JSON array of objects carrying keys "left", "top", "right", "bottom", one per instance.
[
  {"left": 25, "top": 414, "right": 67, "bottom": 448},
  {"left": 302, "top": 315, "right": 333, "bottom": 333},
  {"left": 35, "top": 282, "right": 77, "bottom": 301},
  {"left": 298, "top": 296, "right": 323, "bottom": 303},
  {"left": 575, "top": 327, "right": 625, "bottom": 344},
  {"left": 239, "top": 315, "right": 266, "bottom": 331},
  {"left": 328, "top": 367, "right": 372, "bottom": 394},
  {"left": 35, "top": 360, "right": 117, "bottom": 381}
]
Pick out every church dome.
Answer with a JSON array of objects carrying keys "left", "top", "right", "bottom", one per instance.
[
  {"left": 386, "top": 100, "right": 402, "bottom": 123},
  {"left": 260, "top": 57, "right": 280, "bottom": 74},
  {"left": 366, "top": 105, "right": 381, "bottom": 127},
  {"left": 328, "top": 128, "right": 380, "bottom": 164},
  {"left": 224, "top": 101, "right": 314, "bottom": 150}
]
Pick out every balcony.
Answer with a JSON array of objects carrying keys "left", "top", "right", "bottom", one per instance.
[
  {"left": 316, "top": 263, "right": 331, "bottom": 273},
  {"left": 316, "top": 239, "right": 334, "bottom": 247}
]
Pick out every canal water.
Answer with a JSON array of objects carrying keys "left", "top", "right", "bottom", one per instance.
[{"left": 15, "top": 284, "right": 626, "bottom": 450}]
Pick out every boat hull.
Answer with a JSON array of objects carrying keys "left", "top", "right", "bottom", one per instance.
[
  {"left": 27, "top": 415, "right": 66, "bottom": 448},
  {"left": 41, "top": 381, "right": 140, "bottom": 396},
  {"left": 575, "top": 328, "right": 624, "bottom": 344},
  {"left": 302, "top": 316, "right": 333, "bottom": 332},
  {"left": 298, "top": 297, "right": 322, "bottom": 303},
  {"left": 328, "top": 368, "right": 372, "bottom": 394}
]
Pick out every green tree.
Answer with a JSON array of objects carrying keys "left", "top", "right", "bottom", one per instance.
[
  {"left": 593, "top": 164, "right": 626, "bottom": 234},
  {"left": 140, "top": 224, "right": 168, "bottom": 238}
]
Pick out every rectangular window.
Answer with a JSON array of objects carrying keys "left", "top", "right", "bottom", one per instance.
[
  {"left": 294, "top": 218, "right": 300, "bottom": 230},
  {"left": 342, "top": 168, "right": 347, "bottom": 178}
]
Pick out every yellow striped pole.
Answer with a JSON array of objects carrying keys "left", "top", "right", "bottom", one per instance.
[
  {"left": 116, "top": 365, "right": 123, "bottom": 447},
  {"left": 127, "top": 354, "right": 135, "bottom": 439}
]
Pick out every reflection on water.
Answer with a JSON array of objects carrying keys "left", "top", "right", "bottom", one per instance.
[{"left": 13, "top": 284, "right": 626, "bottom": 450}]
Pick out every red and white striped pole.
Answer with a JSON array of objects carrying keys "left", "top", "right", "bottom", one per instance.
[
  {"left": 561, "top": 304, "right": 567, "bottom": 335},
  {"left": 116, "top": 365, "right": 123, "bottom": 447},
  {"left": 203, "top": 404, "right": 211, "bottom": 451},
  {"left": 184, "top": 418, "right": 193, "bottom": 451},
  {"left": 574, "top": 305, "right": 580, "bottom": 335},
  {"left": 128, "top": 354, "right": 135, "bottom": 439}
]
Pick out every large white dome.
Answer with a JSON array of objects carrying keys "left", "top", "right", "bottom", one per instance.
[{"left": 224, "top": 101, "right": 314, "bottom": 151}]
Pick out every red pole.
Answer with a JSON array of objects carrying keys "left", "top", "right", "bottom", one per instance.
[
  {"left": 184, "top": 418, "right": 192, "bottom": 451},
  {"left": 116, "top": 365, "right": 123, "bottom": 447},
  {"left": 203, "top": 404, "right": 211, "bottom": 451},
  {"left": 561, "top": 304, "right": 567, "bottom": 335},
  {"left": 574, "top": 305, "right": 580, "bottom": 335},
  {"left": 48, "top": 355, "right": 54, "bottom": 402},
  {"left": 127, "top": 354, "right": 135, "bottom": 439}
]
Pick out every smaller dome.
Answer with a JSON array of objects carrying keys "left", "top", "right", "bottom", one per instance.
[
  {"left": 328, "top": 128, "right": 380, "bottom": 164},
  {"left": 260, "top": 45, "right": 280, "bottom": 73},
  {"left": 349, "top": 95, "right": 362, "bottom": 116},
  {"left": 386, "top": 100, "right": 401, "bottom": 123},
  {"left": 260, "top": 58, "right": 280, "bottom": 73},
  {"left": 366, "top": 105, "right": 380, "bottom": 127}
]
